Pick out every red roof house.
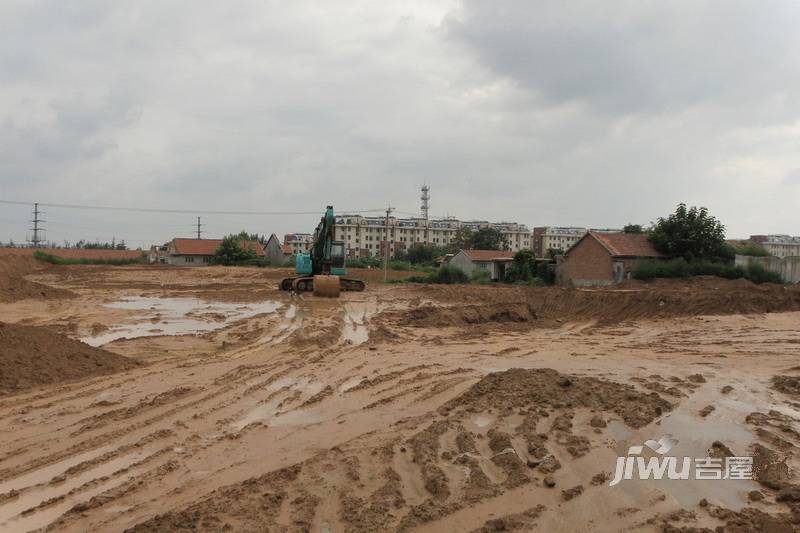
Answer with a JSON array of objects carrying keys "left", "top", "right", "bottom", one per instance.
[
  {"left": 166, "top": 238, "right": 264, "bottom": 265},
  {"left": 559, "top": 232, "right": 663, "bottom": 286}
]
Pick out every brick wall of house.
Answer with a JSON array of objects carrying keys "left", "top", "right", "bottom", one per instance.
[{"left": 560, "top": 235, "right": 613, "bottom": 286}]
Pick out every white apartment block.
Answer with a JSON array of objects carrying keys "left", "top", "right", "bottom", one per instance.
[
  {"left": 540, "top": 227, "right": 587, "bottom": 256},
  {"left": 762, "top": 235, "right": 800, "bottom": 258},
  {"left": 283, "top": 233, "right": 313, "bottom": 255},
  {"left": 533, "top": 226, "right": 622, "bottom": 257},
  {"left": 331, "top": 215, "right": 531, "bottom": 258}
]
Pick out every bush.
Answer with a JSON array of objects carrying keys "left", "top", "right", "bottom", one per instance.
[
  {"left": 34, "top": 250, "right": 145, "bottom": 266},
  {"left": 736, "top": 242, "right": 770, "bottom": 257},
  {"left": 348, "top": 257, "right": 433, "bottom": 272},
  {"left": 428, "top": 265, "right": 469, "bottom": 284},
  {"left": 346, "top": 257, "right": 381, "bottom": 269},
  {"left": 536, "top": 261, "right": 556, "bottom": 285},
  {"left": 470, "top": 268, "right": 492, "bottom": 284},
  {"left": 746, "top": 262, "right": 783, "bottom": 284},
  {"left": 400, "top": 265, "right": 469, "bottom": 285},
  {"left": 633, "top": 258, "right": 782, "bottom": 284},
  {"left": 513, "top": 278, "right": 545, "bottom": 287}
]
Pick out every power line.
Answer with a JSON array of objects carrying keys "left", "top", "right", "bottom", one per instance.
[{"left": 0, "top": 199, "right": 388, "bottom": 216}]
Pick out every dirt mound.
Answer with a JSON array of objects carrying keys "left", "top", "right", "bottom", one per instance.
[
  {"left": 0, "top": 255, "right": 74, "bottom": 303},
  {"left": 0, "top": 322, "right": 140, "bottom": 396},
  {"left": 442, "top": 368, "right": 672, "bottom": 428},
  {"left": 396, "top": 302, "right": 537, "bottom": 327},
  {"left": 388, "top": 281, "right": 800, "bottom": 329},
  {"left": 772, "top": 375, "right": 800, "bottom": 399}
]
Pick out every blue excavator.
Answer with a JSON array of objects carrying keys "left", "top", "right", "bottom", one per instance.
[{"left": 279, "top": 206, "right": 366, "bottom": 297}]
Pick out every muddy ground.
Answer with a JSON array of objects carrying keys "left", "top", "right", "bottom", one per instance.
[{"left": 0, "top": 260, "right": 799, "bottom": 532}]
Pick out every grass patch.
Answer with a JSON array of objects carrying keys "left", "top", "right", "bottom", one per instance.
[
  {"left": 633, "top": 257, "right": 783, "bottom": 284},
  {"left": 34, "top": 250, "right": 145, "bottom": 266},
  {"left": 347, "top": 257, "right": 434, "bottom": 272}
]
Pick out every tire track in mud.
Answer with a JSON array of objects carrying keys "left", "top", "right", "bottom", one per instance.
[
  {"left": 0, "top": 351, "right": 302, "bottom": 479},
  {"left": 0, "top": 354, "right": 310, "bottom": 530},
  {"left": 0, "top": 367, "right": 277, "bottom": 482}
]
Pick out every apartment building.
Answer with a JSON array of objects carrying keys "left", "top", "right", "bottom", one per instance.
[
  {"left": 533, "top": 226, "right": 622, "bottom": 258},
  {"left": 283, "top": 233, "right": 313, "bottom": 255},
  {"left": 331, "top": 215, "right": 531, "bottom": 258},
  {"left": 751, "top": 235, "right": 800, "bottom": 258}
]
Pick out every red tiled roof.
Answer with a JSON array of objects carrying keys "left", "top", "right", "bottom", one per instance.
[
  {"left": 586, "top": 232, "right": 662, "bottom": 258},
  {"left": 281, "top": 244, "right": 293, "bottom": 254},
  {"left": 171, "top": 238, "right": 265, "bottom": 256},
  {"left": 461, "top": 249, "right": 515, "bottom": 261}
]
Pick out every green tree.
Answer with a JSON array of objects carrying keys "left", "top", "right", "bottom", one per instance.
[
  {"left": 649, "top": 203, "right": 727, "bottom": 261},
  {"left": 405, "top": 244, "right": 447, "bottom": 264},
  {"left": 469, "top": 227, "right": 508, "bottom": 250},
  {"left": 236, "top": 231, "right": 267, "bottom": 245},
  {"left": 213, "top": 235, "right": 257, "bottom": 265},
  {"left": 505, "top": 249, "right": 537, "bottom": 282},
  {"left": 451, "top": 227, "right": 474, "bottom": 251},
  {"left": 623, "top": 224, "right": 644, "bottom": 234}
]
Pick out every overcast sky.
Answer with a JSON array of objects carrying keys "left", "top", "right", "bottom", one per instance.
[{"left": 1, "top": 0, "right": 799, "bottom": 247}]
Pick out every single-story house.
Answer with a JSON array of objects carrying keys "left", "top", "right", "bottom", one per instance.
[
  {"left": 448, "top": 249, "right": 515, "bottom": 281},
  {"left": 558, "top": 232, "right": 663, "bottom": 286},
  {"left": 165, "top": 238, "right": 265, "bottom": 266},
  {"left": 264, "top": 234, "right": 295, "bottom": 266}
]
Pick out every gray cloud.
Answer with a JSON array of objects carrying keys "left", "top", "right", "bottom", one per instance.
[{"left": 1, "top": 0, "right": 798, "bottom": 247}]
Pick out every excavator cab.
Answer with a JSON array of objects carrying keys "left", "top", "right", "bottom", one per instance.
[{"left": 330, "top": 241, "right": 346, "bottom": 276}]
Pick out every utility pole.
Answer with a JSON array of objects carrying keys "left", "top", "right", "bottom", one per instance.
[
  {"left": 29, "top": 203, "right": 45, "bottom": 248},
  {"left": 196, "top": 216, "right": 203, "bottom": 239},
  {"left": 383, "top": 205, "right": 394, "bottom": 282}
]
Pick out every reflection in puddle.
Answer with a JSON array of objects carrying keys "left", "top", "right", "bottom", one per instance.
[
  {"left": 340, "top": 303, "right": 372, "bottom": 345},
  {"left": 82, "top": 297, "right": 281, "bottom": 346}
]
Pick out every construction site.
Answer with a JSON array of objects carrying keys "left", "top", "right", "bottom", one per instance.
[{"left": 0, "top": 249, "right": 799, "bottom": 533}]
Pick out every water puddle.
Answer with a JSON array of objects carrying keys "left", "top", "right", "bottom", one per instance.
[
  {"left": 81, "top": 297, "right": 281, "bottom": 346},
  {"left": 606, "top": 409, "right": 759, "bottom": 510},
  {"left": 340, "top": 303, "right": 374, "bottom": 345},
  {"left": 473, "top": 415, "right": 494, "bottom": 428}
]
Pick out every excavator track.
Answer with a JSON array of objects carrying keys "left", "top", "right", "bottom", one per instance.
[{"left": 279, "top": 277, "right": 365, "bottom": 292}]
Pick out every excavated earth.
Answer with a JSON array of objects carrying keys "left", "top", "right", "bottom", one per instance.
[{"left": 0, "top": 257, "right": 799, "bottom": 532}]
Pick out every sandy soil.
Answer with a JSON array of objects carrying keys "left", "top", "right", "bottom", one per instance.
[{"left": 0, "top": 261, "right": 799, "bottom": 532}]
